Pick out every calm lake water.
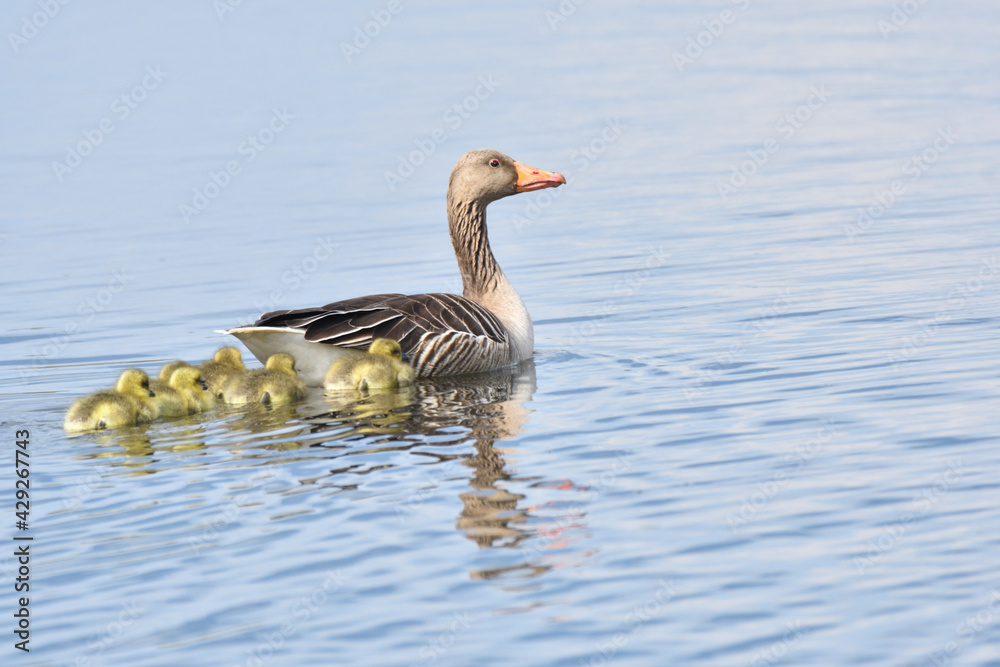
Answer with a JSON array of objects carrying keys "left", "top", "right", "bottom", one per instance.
[{"left": 3, "top": 1, "right": 999, "bottom": 665}]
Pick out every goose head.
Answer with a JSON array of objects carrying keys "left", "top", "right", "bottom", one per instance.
[{"left": 448, "top": 149, "right": 565, "bottom": 205}]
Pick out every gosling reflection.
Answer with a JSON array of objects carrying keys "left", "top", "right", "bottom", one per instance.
[
  {"left": 88, "top": 430, "right": 155, "bottom": 467},
  {"left": 309, "top": 360, "right": 540, "bottom": 555},
  {"left": 72, "top": 358, "right": 583, "bottom": 581},
  {"left": 318, "top": 386, "right": 418, "bottom": 441},
  {"left": 85, "top": 424, "right": 210, "bottom": 471}
]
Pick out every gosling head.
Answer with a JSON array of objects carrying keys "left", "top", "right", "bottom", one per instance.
[
  {"left": 368, "top": 338, "right": 403, "bottom": 362},
  {"left": 215, "top": 347, "right": 245, "bottom": 368},
  {"left": 116, "top": 368, "right": 155, "bottom": 398},
  {"left": 265, "top": 353, "right": 297, "bottom": 375},
  {"left": 170, "top": 366, "right": 206, "bottom": 390},
  {"left": 159, "top": 360, "right": 192, "bottom": 382}
]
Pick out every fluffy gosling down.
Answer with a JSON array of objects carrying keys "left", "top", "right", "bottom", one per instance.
[
  {"left": 64, "top": 369, "right": 159, "bottom": 432},
  {"left": 324, "top": 338, "right": 415, "bottom": 393},
  {"left": 222, "top": 353, "right": 307, "bottom": 405},
  {"left": 151, "top": 365, "right": 214, "bottom": 415},
  {"left": 158, "top": 360, "right": 193, "bottom": 382},
  {"left": 148, "top": 376, "right": 188, "bottom": 417},
  {"left": 170, "top": 365, "right": 215, "bottom": 412},
  {"left": 198, "top": 346, "right": 247, "bottom": 398}
]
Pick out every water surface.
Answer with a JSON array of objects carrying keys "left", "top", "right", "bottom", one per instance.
[{"left": 2, "top": 1, "right": 999, "bottom": 665}]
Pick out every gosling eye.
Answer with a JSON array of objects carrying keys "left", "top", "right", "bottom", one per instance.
[{"left": 488, "top": 158, "right": 500, "bottom": 168}]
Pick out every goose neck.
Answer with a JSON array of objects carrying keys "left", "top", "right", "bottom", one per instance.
[
  {"left": 447, "top": 197, "right": 502, "bottom": 299},
  {"left": 446, "top": 194, "right": 534, "bottom": 361}
]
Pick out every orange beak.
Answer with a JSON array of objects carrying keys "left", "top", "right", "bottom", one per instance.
[{"left": 514, "top": 161, "right": 566, "bottom": 193}]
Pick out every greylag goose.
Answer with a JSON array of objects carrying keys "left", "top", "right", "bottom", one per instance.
[
  {"left": 224, "top": 149, "right": 565, "bottom": 385},
  {"left": 222, "top": 352, "right": 307, "bottom": 405},
  {"left": 324, "top": 338, "right": 415, "bottom": 393},
  {"left": 64, "top": 369, "right": 158, "bottom": 431}
]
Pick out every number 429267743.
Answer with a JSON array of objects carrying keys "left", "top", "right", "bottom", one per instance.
[{"left": 15, "top": 430, "right": 29, "bottom": 528}]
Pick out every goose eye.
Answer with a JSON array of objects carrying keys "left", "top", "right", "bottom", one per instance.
[{"left": 489, "top": 159, "right": 500, "bottom": 168}]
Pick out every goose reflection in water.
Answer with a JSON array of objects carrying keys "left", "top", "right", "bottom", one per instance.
[
  {"left": 68, "top": 358, "right": 593, "bottom": 581},
  {"left": 308, "top": 358, "right": 583, "bottom": 577}
]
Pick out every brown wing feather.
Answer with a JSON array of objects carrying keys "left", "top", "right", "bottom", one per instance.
[
  {"left": 318, "top": 294, "right": 405, "bottom": 312},
  {"left": 252, "top": 292, "right": 510, "bottom": 373}
]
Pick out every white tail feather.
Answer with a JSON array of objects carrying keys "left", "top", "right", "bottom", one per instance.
[{"left": 221, "top": 327, "right": 355, "bottom": 387}]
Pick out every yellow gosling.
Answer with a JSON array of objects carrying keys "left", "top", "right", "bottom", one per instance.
[
  {"left": 198, "top": 346, "right": 247, "bottom": 398},
  {"left": 158, "top": 360, "right": 193, "bottom": 382},
  {"left": 149, "top": 376, "right": 188, "bottom": 417},
  {"left": 222, "top": 353, "right": 307, "bottom": 406},
  {"left": 324, "top": 338, "right": 415, "bottom": 393},
  {"left": 64, "top": 369, "right": 159, "bottom": 432},
  {"left": 151, "top": 366, "right": 214, "bottom": 416},
  {"left": 170, "top": 366, "right": 215, "bottom": 412}
]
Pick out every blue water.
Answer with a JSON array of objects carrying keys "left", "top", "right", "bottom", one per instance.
[{"left": 2, "top": 1, "right": 1000, "bottom": 665}]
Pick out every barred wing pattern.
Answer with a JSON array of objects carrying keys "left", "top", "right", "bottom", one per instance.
[{"left": 252, "top": 293, "right": 514, "bottom": 377}]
